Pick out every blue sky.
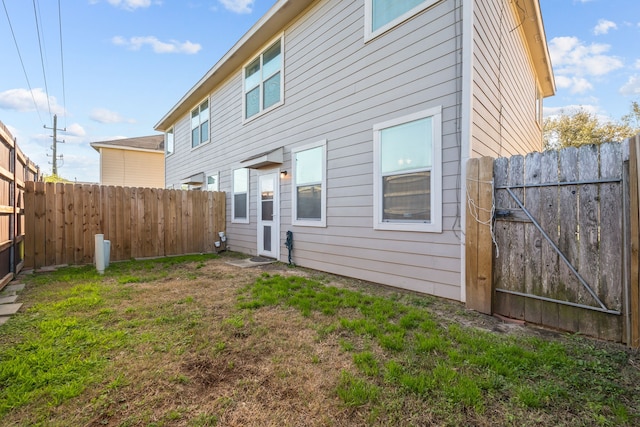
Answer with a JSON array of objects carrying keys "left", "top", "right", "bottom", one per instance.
[{"left": 0, "top": 0, "right": 639, "bottom": 182}]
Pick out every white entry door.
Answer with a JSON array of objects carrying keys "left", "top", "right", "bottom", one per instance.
[{"left": 257, "top": 172, "right": 279, "bottom": 259}]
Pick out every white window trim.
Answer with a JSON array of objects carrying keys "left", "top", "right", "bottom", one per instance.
[
  {"left": 165, "top": 127, "right": 174, "bottom": 157},
  {"left": 535, "top": 84, "right": 543, "bottom": 129},
  {"left": 242, "top": 34, "right": 285, "bottom": 124},
  {"left": 373, "top": 106, "right": 442, "bottom": 233},
  {"left": 291, "top": 139, "right": 327, "bottom": 227},
  {"left": 207, "top": 172, "right": 219, "bottom": 192},
  {"left": 364, "top": 0, "right": 442, "bottom": 42},
  {"left": 191, "top": 98, "right": 210, "bottom": 150},
  {"left": 231, "top": 167, "right": 250, "bottom": 224}
]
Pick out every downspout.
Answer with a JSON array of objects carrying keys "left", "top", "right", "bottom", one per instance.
[{"left": 460, "top": 0, "right": 474, "bottom": 303}]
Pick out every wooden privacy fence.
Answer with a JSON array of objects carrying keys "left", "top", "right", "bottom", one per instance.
[
  {"left": 466, "top": 138, "right": 640, "bottom": 346},
  {"left": 24, "top": 182, "right": 226, "bottom": 270},
  {"left": 0, "top": 122, "right": 40, "bottom": 289}
]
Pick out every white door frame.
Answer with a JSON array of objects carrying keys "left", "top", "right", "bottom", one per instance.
[{"left": 257, "top": 170, "right": 280, "bottom": 259}]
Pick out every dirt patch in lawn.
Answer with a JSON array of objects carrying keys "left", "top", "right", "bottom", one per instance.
[{"left": 3, "top": 253, "right": 639, "bottom": 427}]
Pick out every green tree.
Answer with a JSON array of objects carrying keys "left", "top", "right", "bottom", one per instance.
[
  {"left": 42, "top": 174, "right": 70, "bottom": 183},
  {"left": 543, "top": 107, "right": 638, "bottom": 150}
]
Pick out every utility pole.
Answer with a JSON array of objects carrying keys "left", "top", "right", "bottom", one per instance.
[{"left": 44, "top": 114, "right": 65, "bottom": 175}]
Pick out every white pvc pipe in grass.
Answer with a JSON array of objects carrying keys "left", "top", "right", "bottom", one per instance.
[{"left": 95, "top": 234, "right": 105, "bottom": 274}]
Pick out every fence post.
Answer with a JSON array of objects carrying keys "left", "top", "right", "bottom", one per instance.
[
  {"left": 465, "top": 157, "right": 495, "bottom": 314},
  {"left": 630, "top": 136, "right": 640, "bottom": 348}
]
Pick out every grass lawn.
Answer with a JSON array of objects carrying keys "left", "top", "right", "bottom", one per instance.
[{"left": 0, "top": 253, "right": 639, "bottom": 426}]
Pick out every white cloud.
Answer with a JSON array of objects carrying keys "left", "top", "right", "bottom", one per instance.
[
  {"left": 112, "top": 36, "right": 201, "bottom": 54},
  {"left": 548, "top": 36, "right": 624, "bottom": 95},
  {"left": 549, "top": 36, "right": 623, "bottom": 77},
  {"left": 593, "top": 19, "right": 617, "bottom": 35},
  {"left": 543, "top": 104, "right": 601, "bottom": 118},
  {"left": 66, "top": 123, "right": 87, "bottom": 137},
  {"left": 634, "top": 59, "right": 640, "bottom": 69},
  {"left": 90, "top": 108, "right": 136, "bottom": 124},
  {"left": 554, "top": 75, "right": 594, "bottom": 94},
  {"left": 0, "top": 88, "right": 66, "bottom": 115},
  {"left": 620, "top": 75, "right": 640, "bottom": 96},
  {"left": 91, "top": 0, "right": 152, "bottom": 11},
  {"left": 218, "top": 0, "right": 254, "bottom": 14}
]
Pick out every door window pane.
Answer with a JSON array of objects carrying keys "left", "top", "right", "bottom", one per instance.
[
  {"left": 263, "top": 225, "right": 272, "bottom": 252},
  {"left": 261, "top": 181, "right": 274, "bottom": 221}
]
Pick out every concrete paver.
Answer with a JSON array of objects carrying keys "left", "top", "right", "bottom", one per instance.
[
  {"left": 0, "top": 303, "right": 22, "bottom": 316},
  {"left": 0, "top": 295, "right": 18, "bottom": 304}
]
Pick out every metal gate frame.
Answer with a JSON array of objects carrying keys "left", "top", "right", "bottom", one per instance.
[{"left": 494, "top": 177, "right": 623, "bottom": 316}]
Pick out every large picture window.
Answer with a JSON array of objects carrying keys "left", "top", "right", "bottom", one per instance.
[
  {"left": 243, "top": 37, "right": 283, "bottom": 120},
  {"left": 365, "top": 0, "right": 440, "bottom": 40},
  {"left": 373, "top": 107, "right": 442, "bottom": 232},
  {"left": 292, "top": 140, "right": 326, "bottom": 227},
  {"left": 232, "top": 168, "right": 249, "bottom": 223},
  {"left": 191, "top": 99, "right": 209, "bottom": 148}
]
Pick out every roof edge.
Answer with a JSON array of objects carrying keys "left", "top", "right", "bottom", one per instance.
[
  {"left": 515, "top": 0, "right": 556, "bottom": 97},
  {"left": 154, "top": 0, "right": 315, "bottom": 132},
  {"left": 90, "top": 143, "right": 164, "bottom": 154}
]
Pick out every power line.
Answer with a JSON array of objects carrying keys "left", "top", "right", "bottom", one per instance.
[
  {"left": 32, "top": 0, "right": 52, "bottom": 123},
  {"left": 1, "top": 0, "right": 44, "bottom": 125},
  {"left": 57, "top": 0, "right": 67, "bottom": 129}
]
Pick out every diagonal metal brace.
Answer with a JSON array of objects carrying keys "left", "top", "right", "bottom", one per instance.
[{"left": 504, "top": 186, "right": 609, "bottom": 312}]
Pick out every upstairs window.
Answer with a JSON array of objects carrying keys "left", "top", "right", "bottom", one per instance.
[
  {"left": 292, "top": 140, "right": 327, "bottom": 227},
  {"left": 244, "top": 38, "right": 283, "bottom": 120},
  {"left": 165, "top": 127, "right": 174, "bottom": 155},
  {"left": 191, "top": 99, "right": 209, "bottom": 148},
  {"left": 373, "top": 107, "right": 442, "bottom": 232},
  {"left": 365, "top": 0, "right": 440, "bottom": 40}
]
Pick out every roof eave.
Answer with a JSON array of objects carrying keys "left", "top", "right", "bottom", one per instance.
[
  {"left": 515, "top": 0, "right": 556, "bottom": 98},
  {"left": 90, "top": 143, "right": 164, "bottom": 154},
  {"left": 154, "top": 0, "right": 315, "bottom": 132}
]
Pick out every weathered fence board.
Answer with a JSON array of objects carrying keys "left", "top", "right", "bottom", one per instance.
[
  {"left": 466, "top": 139, "right": 640, "bottom": 345},
  {"left": 630, "top": 136, "right": 640, "bottom": 347},
  {"left": 24, "top": 183, "right": 226, "bottom": 269},
  {"left": 0, "top": 121, "right": 40, "bottom": 289}
]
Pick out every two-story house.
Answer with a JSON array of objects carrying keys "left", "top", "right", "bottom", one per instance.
[{"left": 155, "top": 0, "right": 555, "bottom": 301}]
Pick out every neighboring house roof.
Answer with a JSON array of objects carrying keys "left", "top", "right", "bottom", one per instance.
[
  {"left": 154, "top": 0, "right": 555, "bottom": 132},
  {"left": 90, "top": 135, "right": 164, "bottom": 153}
]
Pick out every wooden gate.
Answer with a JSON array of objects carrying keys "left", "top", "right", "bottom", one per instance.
[
  {"left": 492, "top": 143, "right": 625, "bottom": 342},
  {"left": 466, "top": 141, "right": 635, "bottom": 344}
]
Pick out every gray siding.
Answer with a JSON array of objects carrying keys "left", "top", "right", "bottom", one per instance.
[
  {"left": 165, "top": 0, "right": 464, "bottom": 300},
  {"left": 471, "top": 0, "right": 543, "bottom": 157}
]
